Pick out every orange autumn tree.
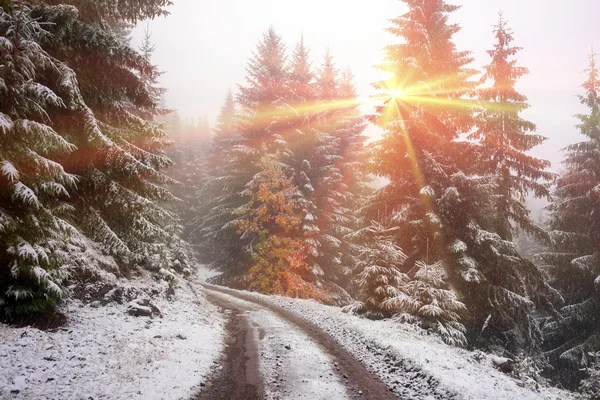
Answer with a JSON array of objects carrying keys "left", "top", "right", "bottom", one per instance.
[{"left": 235, "top": 151, "right": 329, "bottom": 301}]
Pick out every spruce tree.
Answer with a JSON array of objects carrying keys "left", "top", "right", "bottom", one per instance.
[
  {"left": 283, "top": 47, "right": 368, "bottom": 300},
  {"left": 193, "top": 90, "right": 245, "bottom": 268},
  {"left": 199, "top": 27, "right": 293, "bottom": 287},
  {"left": 288, "top": 35, "right": 314, "bottom": 102},
  {"left": 0, "top": 2, "right": 78, "bottom": 314},
  {"left": 165, "top": 113, "right": 211, "bottom": 235},
  {"left": 39, "top": 2, "right": 189, "bottom": 273},
  {"left": 50, "top": 0, "right": 172, "bottom": 24},
  {"left": 471, "top": 14, "right": 553, "bottom": 240},
  {"left": 319, "top": 67, "right": 369, "bottom": 289},
  {"left": 368, "top": 0, "right": 559, "bottom": 351},
  {"left": 280, "top": 37, "right": 323, "bottom": 279},
  {"left": 347, "top": 222, "right": 467, "bottom": 346},
  {"left": 579, "top": 351, "right": 600, "bottom": 398},
  {"left": 1, "top": 0, "right": 189, "bottom": 314},
  {"left": 345, "top": 222, "right": 409, "bottom": 319},
  {"left": 540, "top": 52, "right": 600, "bottom": 389},
  {"left": 237, "top": 26, "right": 290, "bottom": 146},
  {"left": 195, "top": 31, "right": 364, "bottom": 302}
]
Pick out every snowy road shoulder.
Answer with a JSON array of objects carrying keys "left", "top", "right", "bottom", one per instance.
[{"left": 0, "top": 275, "right": 225, "bottom": 400}]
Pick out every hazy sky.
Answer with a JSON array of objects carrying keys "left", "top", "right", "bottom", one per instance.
[{"left": 132, "top": 0, "right": 599, "bottom": 169}]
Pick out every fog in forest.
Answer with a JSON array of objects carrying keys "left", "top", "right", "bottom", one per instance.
[{"left": 133, "top": 0, "right": 600, "bottom": 168}]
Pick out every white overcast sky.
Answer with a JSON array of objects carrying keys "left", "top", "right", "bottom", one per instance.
[{"left": 132, "top": 0, "right": 599, "bottom": 169}]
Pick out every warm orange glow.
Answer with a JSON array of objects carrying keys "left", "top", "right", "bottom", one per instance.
[{"left": 387, "top": 87, "right": 405, "bottom": 100}]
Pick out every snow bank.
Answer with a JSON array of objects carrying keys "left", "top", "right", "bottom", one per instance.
[{"left": 0, "top": 275, "right": 225, "bottom": 400}]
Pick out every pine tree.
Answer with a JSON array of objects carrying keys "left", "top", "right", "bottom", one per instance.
[
  {"left": 318, "top": 67, "right": 369, "bottom": 288},
  {"left": 165, "top": 113, "right": 211, "bottom": 232},
  {"left": 345, "top": 222, "right": 409, "bottom": 319},
  {"left": 1, "top": 0, "right": 189, "bottom": 315},
  {"left": 317, "top": 48, "right": 337, "bottom": 101},
  {"left": 53, "top": 0, "right": 172, "bottom": 24},
  {"left": 370, "top": 0, "right": 477, "bottom": 264},
  {"left": 471, "top": 14, "right": 553, "bottom": 240},
  {"left": 139, "top": 23, "right": 165, "bottom": 109},
  {"left": 199, "top": 115, "right": 211, "bottom": 141},
  {"left": 278, "top": 37, "right": 322, "bottom": 278},
  {"left": 193, "top": 90, "right": 244, "bottom": 266},
  {"left": 288, "top": 34, "right": 314, "bottom": 102},
  {"left": 194, "top": 30, "right": 364, "bottom": 302},
  {"left": 282, "top": 46, "right": 369, "bottom": 300},
  {"left": 0, "top": 2, "right": 78, "bottom": 314},
  {"left": 197, "top": 27, "right": 292, "bottom": 286},
  {"left": 41, "top": 2, "right": 190, "bottom": 273},
  {"left": 539, "top": 52, "right": 600, "bottom": 389},
  {"left": 237, "top": 26, "right": 290, "bottom": 146},
  {"left": 215, "top": 90, "right": 237, "bottom": 137},
  {"left": 579, "top": 351, "right": 600, "bottom": 399},
  {"left": 392, "top": 260, "right": 468, "bottom": 346},
  {"left": 368, "top": 0, "right": 559, "bottom": 352},
  {"left": 346, "top": 222, "right": 467, "bottom": 346}
]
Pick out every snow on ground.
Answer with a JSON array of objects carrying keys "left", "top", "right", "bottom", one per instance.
[
  {"left": 194, "top": 263, "right": 221, "bottom": 283},
  {"left": 209, "top": 290, "right": 349, "bottom": 399},
  {"left": 198, "top": 276, "right": 573, "bottom": 400},
  {"left": 0, "top": 274, "right": 225, "bottom": 400}
]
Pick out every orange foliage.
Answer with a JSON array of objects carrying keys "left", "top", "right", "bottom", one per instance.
[{"left": 235, "top": 151, "right": 330, "bottom": 302}]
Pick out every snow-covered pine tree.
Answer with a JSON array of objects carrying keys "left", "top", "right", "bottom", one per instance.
[
  {"left": 369, "top": 0, "right": 559, "bottom": 352},
  {"left": 195, "top": 30, "right": 364, "bottom": 301},
  {"left": 237, "top": 26, "right": 291, "bottom": 147},
  {"left": 0, "top": 2, "right": 78, "bottom": 315},
  {"left": 345, "top": 222, "right": 409, "bottom": 319},
  {"left": 200, "top": 27, "right": 295, "bottom": 287},
  {"left": 579, "top": 351, "right": 600, "bottom": 399},
  {"left": 471, "top": 14, "right": 553, "bottom": 241},
  {"left": 317, "top": 66, "right": 369, "bottom": 290},
  {"left": 282, "top": 46, "right": 369, "bottom": 301},
  {"left": 165, "top": 113, "right": 212, "bottom": 238},
  {"left": 288, "top": 35, "right": 315, "bottom": 103},
  {"left": 235, "top": 151, "right": 328, "bottom": 299},
  {"left": 139, "top": 23, "right": 165, "bottom": 117},
  {"left": 346, "top": 222, "right": 467, "bottom": 346},
  {"left": 539, "top": 52, "right": 600, "bottom": 389},
  {"left": 370, "top": 0, "right": 478, "bottom": 270},
  {"left": 49, "top": 0, "right": 172, "bottom": 24},
  {"left": 389, "top": 260, "right": 468, "bottom": 346},
  {"left": 139, "top": 25, "right": 197, "bottom": 243},
  {"left": 279, "top": 36, "right": 321, "bottom": 279},
  {"left": 31, "top": 1, "right": 190, "bottom": 274},
  {"left": 193, "top": 90, "right": 246, "bottom": 267},
  {"left": 214, "top": 90, "right": 237, "bottom": 137}
]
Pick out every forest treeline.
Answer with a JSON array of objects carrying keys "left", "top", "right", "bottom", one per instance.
[{"left": 0, "top": 0, "right": 598, "bottom": 395}]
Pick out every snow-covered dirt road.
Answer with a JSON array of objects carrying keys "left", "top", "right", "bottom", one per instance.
[
  {"left": 196, "top": 280, "right": 572, "bottom": 400},
  {"left": 197, "top": 284, "right": 397, "bottom": 400}
]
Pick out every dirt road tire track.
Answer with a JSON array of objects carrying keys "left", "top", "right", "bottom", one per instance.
[
  {"left": 194, "top": 291, "right": 263, "bottom": 400},
  {"left": 197, "top": 283, "right": 397, "bottom": 400}
]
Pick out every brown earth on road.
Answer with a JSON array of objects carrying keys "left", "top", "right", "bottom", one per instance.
[
  {"left": 195, "top": 290, "right": 263, "bottom": 400},
  {"left": 194, "top": 284, "right": 397, "bottom": 400}
]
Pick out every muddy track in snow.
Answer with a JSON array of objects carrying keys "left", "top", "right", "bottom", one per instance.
[
  {"left": 195, "top": 283, "right": 397, "bottom": 400},
  {"left": 195, "top": 291, "right": 263, "bottom": 400}
]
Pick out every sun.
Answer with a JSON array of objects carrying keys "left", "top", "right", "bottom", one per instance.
[{"left": 387, "top": 87, "right": 405, "bottom": 100}]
